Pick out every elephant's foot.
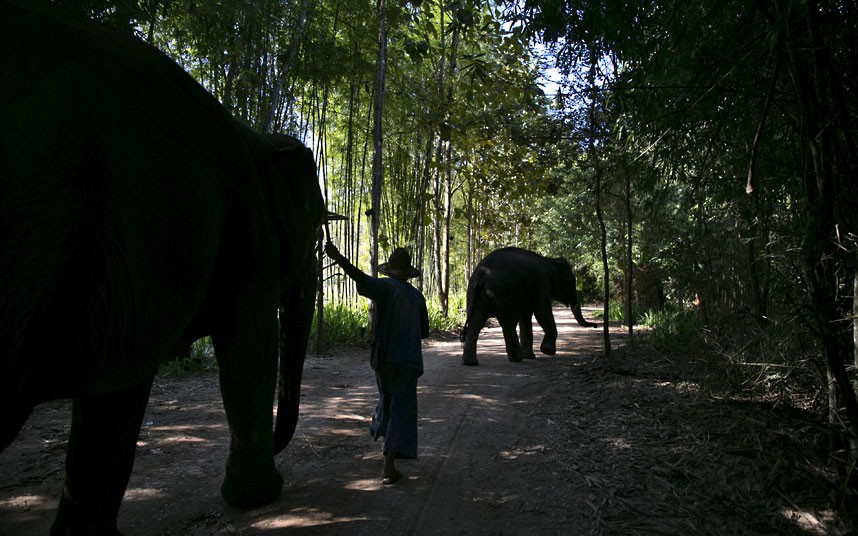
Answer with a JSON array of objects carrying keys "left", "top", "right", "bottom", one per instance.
[
  {"left": 51, "top": 508, "right": 122, "bottom": 536},
  {"left": 523, "top": 350, "right": 537, "bottom": 360},
  {"left": 52, "top": 488, "right": 123, "bottom": 535},
  {"left": 221, "top": 460, "right": 283, "bottom": 507},
  {"left": 506, "top": 349, "right": 524, "bottom": 362},
  {"left": 540, "top": 341, "right": 557, "bottom": 355},
  {"left": 462, "top": 344, "right": 480, "bottom": 366}
]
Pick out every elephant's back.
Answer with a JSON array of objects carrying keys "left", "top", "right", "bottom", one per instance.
[
  {"left": 0, "top": 1, "right": 264, "bottom": 399},
  {"left": 477, "top": 247, "right": 549, "bottom": 276},
  {"left": 469, "top": 248, "right": 545, "bottom": 306}
]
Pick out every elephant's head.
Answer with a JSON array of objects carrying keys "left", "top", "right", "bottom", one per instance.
[
  {"left": 263, "top": 134, "right": 326, "bottom": 454},
  {"left": 550, "top": 257, "right": 598, "bottom": 328},
  {"left": 549, "top": 257, "right": 580, "bottom": 307}
]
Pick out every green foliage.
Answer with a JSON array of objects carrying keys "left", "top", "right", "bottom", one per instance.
[
  {"left": 314, "top": 291, "right": 466, "bottom": 349},
  {"left": 639, "top": 307, "right": 702, "bottom": 352},
  {"left": 312, "top": 302, "right": 370, "bottom": 348},
  {"left": 427, "top": 292, "right": 466, "bottom": 332},
  {"left": 589, "top": 300, "right": 626, "bottom": 323},
  {"left": 159, "top": 337, "right": 213, "bottom": 377}
]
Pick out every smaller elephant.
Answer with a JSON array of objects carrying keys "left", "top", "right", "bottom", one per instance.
[{"left": 460, "top": 247, "right": 597, "bottom": 365}]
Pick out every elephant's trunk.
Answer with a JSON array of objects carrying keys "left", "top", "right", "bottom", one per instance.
[
  {"left": 571, "top": 303, "right": 599, "bottom": 328},
  {"left": 272, "top": 358, "right": 300, "bottom": 454},
  {"left": 272, "top": 288, "right": 314, "bottom": 455}
]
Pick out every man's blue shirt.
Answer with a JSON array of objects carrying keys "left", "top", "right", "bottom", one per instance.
[{"left": 360, "top": 277, "right": 430, "bottom": 373}]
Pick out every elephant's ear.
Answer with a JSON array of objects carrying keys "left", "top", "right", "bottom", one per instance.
[
  {"left": 548, "top": 257, "right": 570, "bottom": 280},
  {"left": 266, "top": 139, "right": 325, "bottom": 453},
  {"left": 268, "top": 139, "right": 325, "bottom": 283},
  {"left": 548, "top": 257, "right": 575, "bottom": 302}
]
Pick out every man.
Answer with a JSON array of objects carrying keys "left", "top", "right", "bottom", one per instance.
[{"left": 324, "top": 242, "right": 430, "bottom": 484}]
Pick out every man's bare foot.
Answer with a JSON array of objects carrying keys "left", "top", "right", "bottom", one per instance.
[
  {"left": 382, "top": 452, "right": 402, "bottom": 484},
  {"left": 382, "top": 469, "right": 403, "bottom": 485}
]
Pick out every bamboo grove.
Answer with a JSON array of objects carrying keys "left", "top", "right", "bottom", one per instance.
[
  {"left": 128, "top": 0, "right": 549, "bottom": 314},
  {"left": 50, "top": 0, "right": 858, "bottom": 466}
]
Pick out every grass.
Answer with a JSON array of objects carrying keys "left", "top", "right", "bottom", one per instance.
[
  {"left": 313, "top": 293, "right": 467, "bottom": 348},
  {"left": 310, "top": 301, "right": 369, "bottom": 347},
  {"left": 159, "top": 336, "right": 213, "bottom": 377},
  {"left": 159, "top": 294, "right": 466, "bottom": 374},
  {"left": 638, "top": 306, "right": 702, "bottom": 351},
  {"left": 590, "top": 300, "right": 627, "bottom": 323},
  {"left": 428, "top": 293, "right": 466, "bottom": 332}
]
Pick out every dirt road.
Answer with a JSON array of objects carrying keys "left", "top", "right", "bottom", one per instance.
[{"left": 1, "top": 308, "right": 853, "bottom": 535}]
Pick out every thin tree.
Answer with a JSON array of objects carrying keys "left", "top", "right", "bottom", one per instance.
[{"left": 369, "top": 0, "right": 388, "bottom": 281}]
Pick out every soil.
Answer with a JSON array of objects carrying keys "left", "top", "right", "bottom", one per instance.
[{"left": 1, "top": 308, "right": 855, "bottom": 535}]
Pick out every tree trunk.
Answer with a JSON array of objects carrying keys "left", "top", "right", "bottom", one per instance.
[
  {"left": 596, "top": 167, "right": 611, "bottom": 357},
  {"left": 370, "top": 0, "right": 387, "bottom": 278},
  {"left": 366, "top": 0, "right": 388, "bottom": 337},
  {"left": 624, "top": 166, "right": 633, "bottom": 340},
  {"left": 431, "top": 0, "right": 447, "bottom": 313},
  {"left": 435, "top": 15, "right": 460, "bottom": 316},
  {"left": 787, "top": 0, "right": 858, "bottom": 443},
  {"left": 853, "top": 255, "right": 858, "bottom": 477},
  {"left": 587, "top": 57, "right": 611, "bottom": 357},
  {"left": 417, "top": 132, "right": 434, "bottom": 293}
]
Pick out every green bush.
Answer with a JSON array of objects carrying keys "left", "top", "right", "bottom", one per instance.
[
  {"left": 639, "top": 306, "right": 701, "bottom": 351},
  {"left": 160, "top": 336, "right": 213, "bottom": 377},
  {"left": 310, "top": 301, "right": 369, "bottom": 347},
  {"left": 311, "top": 291, "right": 467, "bottom": 350},
  {"left": 160, "top": 295, "right": 467, "bottom": 370},
  {"left": 589, "top": 300, "right": 628, "bottom": 323},
  {"left": 427, "top": 292, "right": 466, "bottom": 332}
]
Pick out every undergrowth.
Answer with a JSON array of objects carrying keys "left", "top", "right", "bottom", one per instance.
[
  {"left": 309, "top": 301, "right": 369, "bottom": 348},
  {"left": 160, "top": 337, "right": 213, "bottom": 377},
  {"left": 311, "top": 294, "right": 466, "bottom": 349},
  {"left": 591, "top": 300, "right": 643, "bottom": 324},
  {"left": 158, "top": 292, "right": 464, "bottom": 374},
  {"left": 639, "top": 306, "right": 702, "bottom": 351}
]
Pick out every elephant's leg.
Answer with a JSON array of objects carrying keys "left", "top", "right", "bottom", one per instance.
[
  {"left": 534, "top": 307, "right": 559, "bottom": 355},
  {"left": 213, "top": 299, "right": 283, "bottom": 507},
  {"left": 462, "top": 311, "right": 487, "bottom": 366},
  {"left": 518, "top": 313, "right": 536, "bottom": 359},
  {"left": 499, "top": 317, "right": 524, "bottom": 362},
  {"left": 51, "top": 378, "right": 154, "bottom": 536},
  {"left": 1, "top": 399, "right": 35, "bottom": 451}
]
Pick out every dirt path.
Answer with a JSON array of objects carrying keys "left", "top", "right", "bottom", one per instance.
[{"left": 1, "top": 308, "right": 854, "bottom": 535}]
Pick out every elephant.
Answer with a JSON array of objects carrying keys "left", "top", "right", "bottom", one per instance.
[
  {"left": 460, "top": 247, "right": 598, "bottom": 365},
  {"left": 0, "top": 2, "right": 324, "bottom": 534}
]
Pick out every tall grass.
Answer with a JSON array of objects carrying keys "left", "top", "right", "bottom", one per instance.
[
  {"left": 311, "top": 292, "right": 467, "bottom": 349},
  {"left": 590, "top": 300, "right": 628, "bottom": 322},
  {"left": 162, "top": 295, "right": 466, "bottom": 374},
  {"left": 639, "top": 306, "right": 701, "bottom": 351},
  {"left": 428, "top": 292, "right": 466, "bottom": 332},
  {"left": 160, "top": 336, "right": 213, "bottom": 377},
  {"left": 310, "top": 301, "right": 369, "bottom": 348}
]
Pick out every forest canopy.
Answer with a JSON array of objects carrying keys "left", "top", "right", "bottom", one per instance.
[{"left": 50, "top": 0, "right": 858, "bottom": 468}]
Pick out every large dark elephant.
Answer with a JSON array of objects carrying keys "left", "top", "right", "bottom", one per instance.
[
  {"left": 0, "top": 2, "right": 324, "bottom": 534},
  {"left": 460, "top": 247, "right": 597, "bottom": 366}
]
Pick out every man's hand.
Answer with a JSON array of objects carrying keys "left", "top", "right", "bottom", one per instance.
[
  {"left": 324, "top": 240, "right": 367, "bottom": 290},
  {"left": 325, "top": 241, "right": 343, "bottom": 262}
]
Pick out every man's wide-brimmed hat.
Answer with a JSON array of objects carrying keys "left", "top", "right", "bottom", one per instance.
[{"left": 378, "top": 248, "right": 420, "bottom": 279}]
